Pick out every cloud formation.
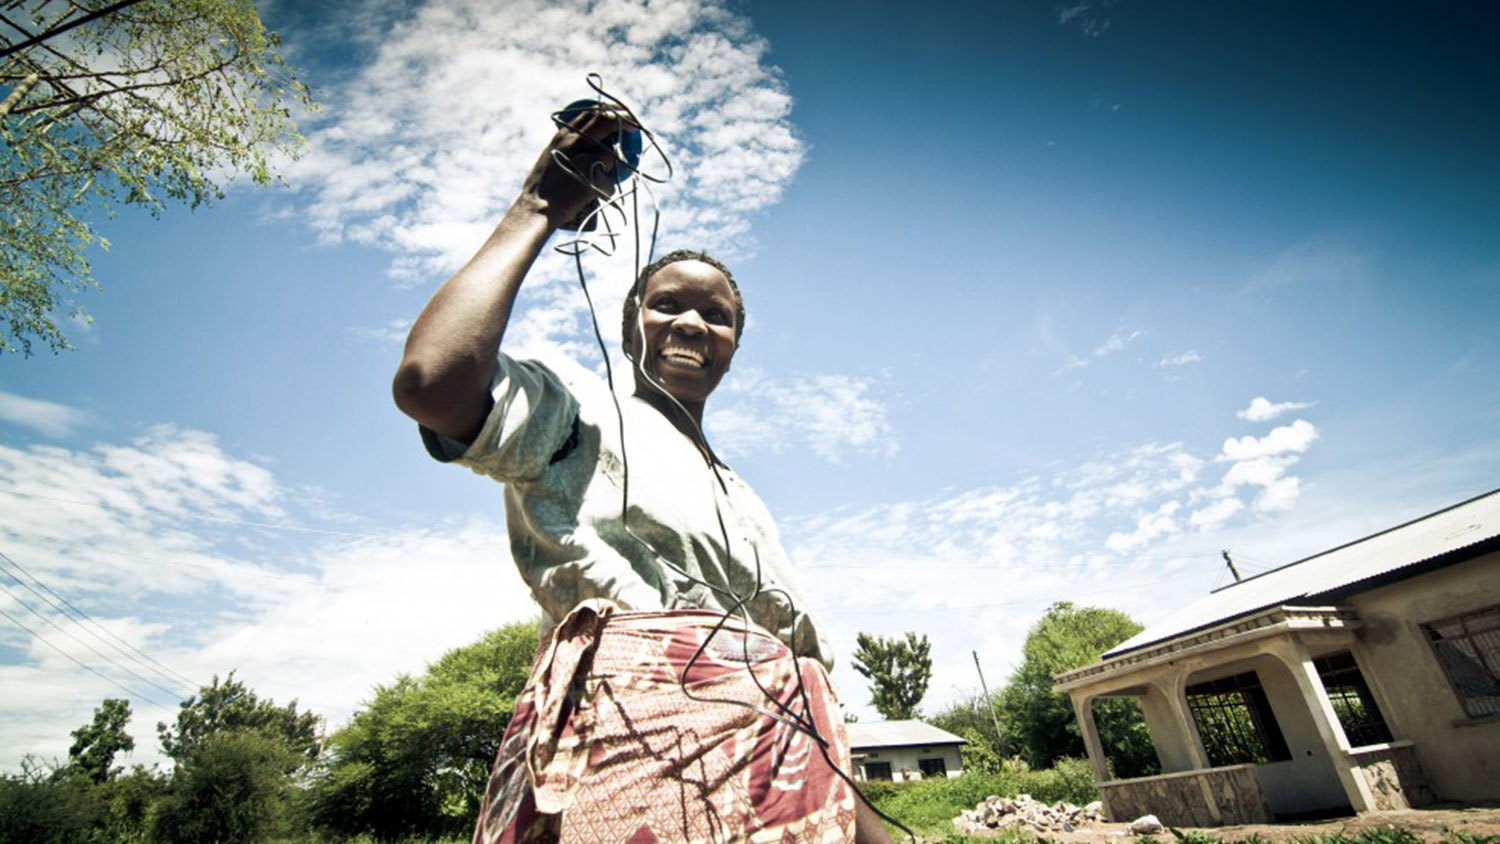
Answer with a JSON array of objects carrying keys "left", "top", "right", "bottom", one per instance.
[
  {"left": 290, "top": 0, "right": 803, "bottom": 282},
  {"left": 708, "top": 367, "right": 898, "bottom": 463},
  {"left": 1220, "top": 419, "right": 1319, "bottom": 461},
  {"left": 0, "top": 391, "right": 88, "bottom": 439},
  {"left": 1236, "top": 396, "right": 1315, "bottom": 422},
  {"left": 1157, "top": 350, "right": 1201, "bottom": 368},
  {"left": 0, "top": 427, "right": 535, "bottom": 769}
]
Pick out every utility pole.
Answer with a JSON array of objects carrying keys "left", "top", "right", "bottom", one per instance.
[
  {"left": 972, "top": 650, "right": 1004, "bottom": 747},
  {"left": 1222, "top": 549, "right": 1242, "bottom": 583}
]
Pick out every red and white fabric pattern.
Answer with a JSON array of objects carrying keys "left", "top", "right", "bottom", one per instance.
[{"left": 473, "top": 599, "right": 857, "bottom": 844}]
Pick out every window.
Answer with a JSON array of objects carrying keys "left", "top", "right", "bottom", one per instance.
[
  {"left": 862, "top": 761, "right": 892, "bottom": 781},
  {"left": 1423, "top": 604, "right": 1500, "bottom": 719},
  {"left": 918, "top": 757, "right": 947, "bottom": 778},
  {"left": 1313, "top": 651, "right": 1392, "bottom": 746},
  {"left": 1186, "top": 671, "right": 1291, "bottom": 766}
]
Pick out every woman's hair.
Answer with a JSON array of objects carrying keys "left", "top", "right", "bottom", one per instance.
[{"left": 622, "top": 249, "right": 745, "bottom": 357}]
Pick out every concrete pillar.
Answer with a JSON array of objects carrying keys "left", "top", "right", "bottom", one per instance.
[
  {"left": 1139, "top": 683, "right": 1194, "bottom": 772},
  {"left": 1069, "top": 690, "right": 1111, "bottom": 783},
  {"left": 1265, "top": 636, "right": 1377, "bottom": 812},
  {"left": 1160, "top": 673, "right": 1214, "bottom": 770}
]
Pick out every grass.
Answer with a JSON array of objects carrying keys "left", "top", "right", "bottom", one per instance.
[{"left": 863, "top": 759, "right": 1098, "bottom": 838}]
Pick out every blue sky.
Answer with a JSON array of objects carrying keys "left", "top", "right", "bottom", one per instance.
[{"left": 2, "top": 0, "right": 1498, "bottom": 768}]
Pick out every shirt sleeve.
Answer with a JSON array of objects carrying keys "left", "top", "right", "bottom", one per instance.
[{"left": 419, "top": 355, "right": 579, "bottom": 482}]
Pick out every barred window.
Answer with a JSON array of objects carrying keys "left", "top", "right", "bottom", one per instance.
[
  {"left": 918, "top": 757, "right": 947, "bottom": 778},
  {"left": 862, "top": 761, "right": 892, "bottom": 781},
  {"left": 1186, "top": 671, "right": 1291, "bottom": 766},
  {"left": 1313, "top": 651, "right": 1393, "bottom": 746},
  {"left": 1422, "top": 604, "right": 1500, "bottom": 719}
]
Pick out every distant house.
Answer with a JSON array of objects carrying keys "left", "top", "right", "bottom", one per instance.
[
  {"left": 846, "top": 719, "right": 966, "bottom": 782},
  {"left": 1054, "top": 488, "right": 1500, "bottom": 826}
]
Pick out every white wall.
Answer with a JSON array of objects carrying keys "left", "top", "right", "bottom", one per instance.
[
  {"left": 1347, "top": 551, "right": 1500, "bottom": 801},
  {"left": 855, "top": 745, "right": 963, "bottom": 782}
]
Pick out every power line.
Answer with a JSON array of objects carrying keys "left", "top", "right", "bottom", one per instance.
[
  {"left": 0, "top": 606, "right": 170, "bottom": 708},
  {"left": 0, "top": 549, "right": 201, "bottom": 691},
  {"left": 0, "top": 580, "right": 190, "bottom": 701}
]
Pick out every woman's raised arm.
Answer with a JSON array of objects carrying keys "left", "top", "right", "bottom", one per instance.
[{"left": 392, "top": 110, "right": 628, "bottom": 443}]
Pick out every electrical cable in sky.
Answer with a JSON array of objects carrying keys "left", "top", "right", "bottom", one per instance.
[
  {"left": 0, "top": 579, "right": 190, "bottom": 702},
  {"left": 0, "top": 548, "right": 202, "bottom": 691},
  {"left": 0, "top": 605, "right": 171, "bottom": 709}
]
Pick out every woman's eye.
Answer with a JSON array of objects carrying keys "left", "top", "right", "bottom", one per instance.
[
  {"left": 651, "top": 297, "right": 678, "bottom": 313},
  {"left": 706, "top": 309, "right": 730, "bottom": 325}
]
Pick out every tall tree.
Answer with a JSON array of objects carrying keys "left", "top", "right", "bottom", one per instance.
[
  {"left": 0, "top": 0, "right": 313, "bottom": 355},
  {"left": 998, "top": 601, "right": 1158, "bottom": 776},
  {"left": 157, "top": 671, "right": 321, "bottom": 764},
  {"left": 309, "top": 620, "right": 540, "bottom": 841},
  {"left": 64, "top": 698, "right": 134, "bottom": 784},
  {"left": 851, "top": 631, "right": 932, "bottom": 720},
  {"left": 147, "top": 730, "right": 299, "bottom": 844}
]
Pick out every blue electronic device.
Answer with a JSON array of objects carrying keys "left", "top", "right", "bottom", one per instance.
[{"left": 556, "top": 98, "right": 641, "bottom": 183}]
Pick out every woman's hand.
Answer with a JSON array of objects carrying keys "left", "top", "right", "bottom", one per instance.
[
  {"left": 519, "top": 106, "right": 637, "bottom": 229},
  {"left": 393, "top": 107, "right": 635, "bottom": 443}
]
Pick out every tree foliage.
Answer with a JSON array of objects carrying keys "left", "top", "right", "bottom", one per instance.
[
  {"left": 928, "top": 690, "right": 1018, "bottom": 773},
  {"left": 147, "top": 730, "right": 299, "bottom": 844},
  {"left": 997, "top": 601, "right": 1158, "bottom": 776},
  {"left": 65, "top": 697, "right": 135, "bottom": 784},
  {"left": 309, "top": 619, "right": 541, "bottom": 841},
  {"left": 0, "top": 0, "right": 313, "bottom": 355},
  {"left": 851, "top": 631, "right": 932, "bottom": 721},
  {"left": 157, "top": 670, "right": 321, "bottom": 764}
]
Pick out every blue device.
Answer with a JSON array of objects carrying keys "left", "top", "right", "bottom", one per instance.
[{"left": 556, "top": 98, "right": 641, "bottom": 183}]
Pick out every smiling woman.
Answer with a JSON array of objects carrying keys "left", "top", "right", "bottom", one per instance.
[{"left": 391, "top": 103, "right": 893, "bottom": 843}]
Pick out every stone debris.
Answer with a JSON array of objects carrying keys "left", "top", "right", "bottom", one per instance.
[
  {"left": 1127, "top": 814, "right": 1164, "bottom": 835},
  {"left": 952, "top": 793, "right": 1107, "bottom": 835}
]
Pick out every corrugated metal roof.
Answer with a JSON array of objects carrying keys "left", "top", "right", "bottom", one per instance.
[
  {"left": 844, "top": 719, "right": 967, "bottom": 749},
  {"left": 1105, "top": 488, "right": 1500, "bottom": 658}
]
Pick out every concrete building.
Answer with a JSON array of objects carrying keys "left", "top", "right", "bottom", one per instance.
[
  {"left": 1054, "top": 488, "right": 1500, "bottom": 826},
  {"left": 846, "top": 720, "right": 966, "bottom": 782}
]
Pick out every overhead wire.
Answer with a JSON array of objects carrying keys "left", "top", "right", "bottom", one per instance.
[
  {"left": 0, "top": 585, "right": 177, "bottom": 707},
  {"left": 0, "top": 548, "right": 201, "bottom": 692}
]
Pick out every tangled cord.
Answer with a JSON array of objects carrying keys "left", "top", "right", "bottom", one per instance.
[{"left": 551, "top": 75, "right": 916, "bottom": 843}]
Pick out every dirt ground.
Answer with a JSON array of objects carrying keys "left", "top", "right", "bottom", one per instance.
[{"left": 951, "top": 806, "right": 1500, "bottom": 843}]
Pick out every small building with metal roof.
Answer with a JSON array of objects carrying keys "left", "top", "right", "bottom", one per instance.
[
  {"left": 1054, "top": 487, "right": 1500, "bottom": 826},
  {"left": 845, "top": 719, "right": 967, "bottom": 782}
]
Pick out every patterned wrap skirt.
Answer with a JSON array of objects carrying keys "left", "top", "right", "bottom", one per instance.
[{"left": 472, "top": 599, "right": 858, "bottom": 844}]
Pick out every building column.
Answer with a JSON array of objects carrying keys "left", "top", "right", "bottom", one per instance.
[
  {"left": 1139, "top": 682, "right": 1194, "bottom": 772},
  {"left": 1069, "top": 690, "right": 1111, "bottom": 783},
  {"left": 1158, "top": 673, "right": 1213, "bottom": 770},
  {"left": 1264, "top": 636, "right": 1377, "bottom": 812}
]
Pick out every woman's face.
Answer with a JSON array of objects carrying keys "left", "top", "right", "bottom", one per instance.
[{"left": 629, "top": 260, "right": 738, "bottom": 408}]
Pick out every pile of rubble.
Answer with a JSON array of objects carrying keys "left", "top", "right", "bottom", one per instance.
[{"left": 952, "top": 794, "right": 1106, "bottom": 835}]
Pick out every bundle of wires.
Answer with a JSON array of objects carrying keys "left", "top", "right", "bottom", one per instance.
[{"left": 548, "top": 74, "right": 914, "bottom": 843}]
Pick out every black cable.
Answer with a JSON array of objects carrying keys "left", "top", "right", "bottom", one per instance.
[
  {"left": 0, "top": 549, "right": 200, "bottom": 693},
  {"left": 552, "top": 76, "right": 916, "bottom": 842},
  {"left": 0, "top": 604, "right": 171, "bottom": 708}
]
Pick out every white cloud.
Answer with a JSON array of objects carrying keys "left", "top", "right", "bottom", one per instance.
[
  {"left": 1189, "top": 496, "right": 1244, "bottom": 529},
  {"left": 1237, "top": 396, "right": 1316, "bottom": 422},
  {"left": 289, "top": 0, "right": 802, "bottom": 283},
  {"left": 0, "top": 391, "right": 88, "bottom": 438},
  {"left": 1156, "top": 350, "right": 1201, "bottom": 368},
  {"left": 1219, "top": 419, "right": 1319, "bottom": 462},
  {"left": 1094, "top": 328, "right": 1141, "bottom": 358},
  {"left": 1244, "top": 235, "right": 1365, "bottom": 293},
  {"left": 707, "top": 367, "right": 898, "bottom": 463},
  {"left": 1057, "top": 0, "right": 1117, "bottom": 36},
  {"left": 0, "top": 428, "right": 537, "bottom": 770},
  {"left": 1052, "top": 326, "right": 1143, "bottom": 375},
  {"left": 347, "top": 318, "right": 412, "bottom": 345}
]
